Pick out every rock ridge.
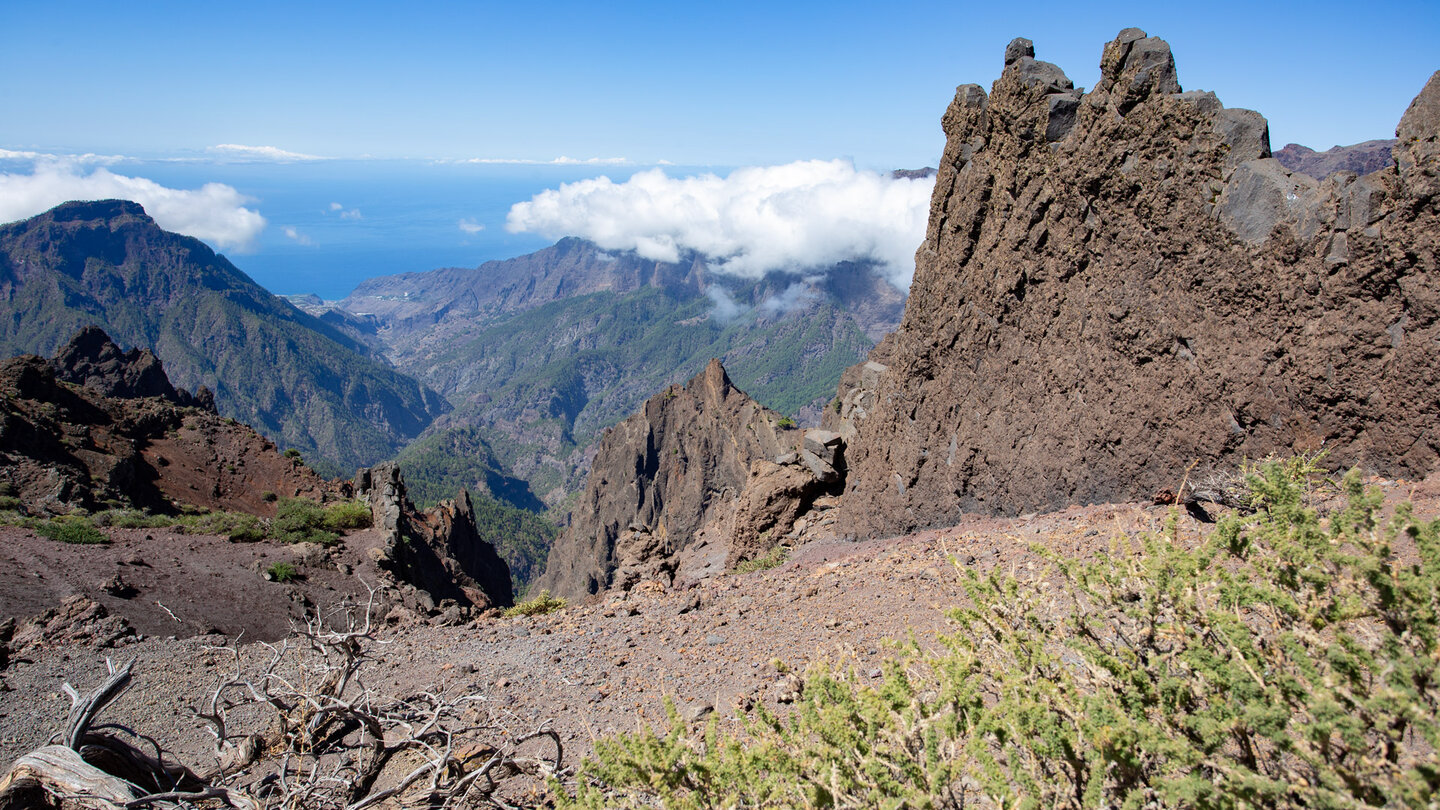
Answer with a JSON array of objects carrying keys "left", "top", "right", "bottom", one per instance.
[
  {"left": 535, "top": 360, "right": 847, "bottom": 599},
  {"left": 836, "top": 31, "right": 1440, "bottom": 537},
  {"left": 356, "top": 463, "right": 513, "bottom": 611}
]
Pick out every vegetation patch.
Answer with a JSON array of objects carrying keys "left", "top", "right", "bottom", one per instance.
[
  {"left": 91, "top": 508, "right": 173, "bottom": 529},
  {"left": 322, "top": 499, "right": 372, "bottom": 530},
  {"left": 502, "top": 589, "right": 566, "bottom": 618},
  {"left": 559, "top": 460, "right": 1440, "bottom": 808},
  {"left": 271, "top": 497, "right": 340, "bottom": 546},
  {"left": 36, "top": 515, "right": 109, "bottom": 545},
  {"left": 264, "top": 561, "right": 300, "bottom": 582},
  {"left": 732, "top": 544, "right": 789, "bottom": 574}
]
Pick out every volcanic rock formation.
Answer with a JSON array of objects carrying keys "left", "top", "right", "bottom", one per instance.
[
  {"left": 356, "top": 463, "right": 513, "bottom": 611},
  {"left": 0, "top": 329, "right": 330, "bottom": 515},
  {"left": 535, "top": 360, "right": 843, "bottom": 599},
  {"left": 836, "top": 30, "right": 1440, "bottom": 537}
]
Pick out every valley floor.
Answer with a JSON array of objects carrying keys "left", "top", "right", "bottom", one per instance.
[{"left": 3, "top": 471, "right": 1437, "bottom": 796}]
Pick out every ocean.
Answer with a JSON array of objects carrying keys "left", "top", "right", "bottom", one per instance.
[{"left": 112, "top": 160, "right": 684, "bottom": 299}]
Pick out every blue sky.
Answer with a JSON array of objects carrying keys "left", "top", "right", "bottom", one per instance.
[{"left": 4, "top": 0, "right": 1437, "bottom": 169}]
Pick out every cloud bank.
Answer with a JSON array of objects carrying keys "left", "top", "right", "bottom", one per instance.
[
  {"left": 505, "top": 160, "right": 933, "bottom": 289},
  {"left": 0, "top": 160, "right": 266, "bottom": 251},
  {"left": 459, "top": 155, "right": 631, "bottom": 166},
  {"left": 210, "top": 144, "right": 325, "bottom": 162}
]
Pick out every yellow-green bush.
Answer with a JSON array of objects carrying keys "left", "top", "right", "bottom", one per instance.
[
  {"left": 503, "top": 589, "right": 566, "bottom": 618},
  {"left": 559, "top": 462, "right": 1440, "bottom": 808},
  {"left": 322, "top": 499, "right": 372, "bottom": 530}
]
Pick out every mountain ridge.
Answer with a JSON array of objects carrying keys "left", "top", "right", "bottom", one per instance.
[{"left": 0, "top": 200, "right": 450, "bottom": 473}]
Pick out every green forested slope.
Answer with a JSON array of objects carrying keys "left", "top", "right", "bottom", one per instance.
[{"left": 0, "top": 200, "right": 448, "bottom": 474}]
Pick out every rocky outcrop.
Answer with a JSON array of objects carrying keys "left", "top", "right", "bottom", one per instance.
[
  {"left": 837, "top": 31, "right": 1440, "bottom": 537},
  {"left": 535, "top": 360, "right": 837, "bottom": 599},
  {"left": 50, "top": 326, "right": 213, "bottom": 410},
  {"left": 356, "top": 463, "right": 513, "bottom": 610},
  {"left": 1275, "top": 140, "right": 1397, "bottom": 180},
  {"left": 0, "top": 329, "right": 330, "bottom": 515}
]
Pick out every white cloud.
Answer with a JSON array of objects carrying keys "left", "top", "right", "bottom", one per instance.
[
  {"left": 0, "top": 160, "right": 265, "bottom": 251},
  {"left": 505, "top": 160, "right": 932, "bottom": 289},
  {"left": 760, "top": 281, "right": 819, "bottom": 316},
  {"left": 325, "top": 201, "right": 362, "bottom": 220},
  {"left": 0, "top": 148, "right": 126, "bottom": 165},
  {"left": 458, "top": 218, "right": 485, "bottom": 235},
  {"left": 458, "top": 156, "right": 631, "bottom": 166},
  {"left": 282, "top": 226, "right": 313, "bottom": 245},
  {"left": 706, "top": 286, "right": 744, "bottom": 325},
  {"left": 210, "top": 143, "right": 325, "bottom": 162}
]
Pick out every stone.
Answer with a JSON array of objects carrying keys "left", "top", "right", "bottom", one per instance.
[
  {"left": 727, "top": 459, "right": 828, "bottom": 567},
  {"left": 1099, "top": 29, "right": 1180, "bottom": 113},
  {"left": 1008, "top": 58, "right": 1074, "bottom": 95},
  {"left": 1173, "top": 90, "right": 1221, "bottom": 115},
  {"left": 1004, "top": 37, "right": 1034, "bottom": 66},
  {"left": 1213, "top": 108, "right": 1273, "bottom": 174},
  {"left": 1325, "top": 231, "right": 1350, "bottom": 268},
  {"left": 357, "top": 466, "right": 513, "bottom": 611},
  {"left": 1394, "top": 70, "right": 1440, "bottom": 200},
  {"left": 1216, "top": 158, "right": 1321, "bottom": 244},
  {"left": 1046, "top": 91, "right": 1082, "bottom": 142},
  {"left": 802, "top": 429, "right": 843, "bottom": 466},
  {"left": 534, "top": 360, "right": 796, "bottom": 598}
]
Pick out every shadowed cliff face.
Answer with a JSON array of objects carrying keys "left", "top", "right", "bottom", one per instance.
[
  {"left": 534, "top": 360, "right": 804, "bottom": 599},
  {"left": 836, "top": 30, "right": 1440, "bottom": 537}
]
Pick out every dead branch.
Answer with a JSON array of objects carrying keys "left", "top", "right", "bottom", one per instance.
[{"left": 1, "top": 590, "right": 568, "bottom": 809}]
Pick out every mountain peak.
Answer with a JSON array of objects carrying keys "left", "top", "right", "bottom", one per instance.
[{"left": 44, "top": 199, "right": 152, "bottom": 225}]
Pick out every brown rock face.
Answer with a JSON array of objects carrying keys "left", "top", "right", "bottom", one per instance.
[
  {"left": 356, "top": 464, "right": 513, "bottom": 610},
  {"left": 50, "top": 325, "right": 212, "bottom": 409},
  {"left": 0, "top": 330, "right": 329, "bottom": 515},
  {"left": 837, "top": 32, "right": 1440, "bottom": 537},
  {"left": 534, "top": 360, "right": 807, "bottom": 598}
]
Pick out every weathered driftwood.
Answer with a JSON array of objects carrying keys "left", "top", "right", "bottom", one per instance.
[
  {"left": 0, "top": 745, "right": 143, "bottom": 809},
  {"left": 1, "top": 591, "right": 567, "bottom": 808},
  {"left": 0, "top": 657, "right": 260, "bottom": 810}
]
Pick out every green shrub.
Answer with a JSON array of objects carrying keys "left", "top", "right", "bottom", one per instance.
[
  {"left": 777, "top": 416, "right": 796, "bottom": 429},
  {"left": 36, "top": 515, "right": 108, "bottom": 545},
  {"left": 261, "top": 490, "right": 277, "bottom": 503},
  {"left": 272, "top": 497, "right": 338, "bottom": 546},
  {"left": 0, "top": 495, "right": 22, "bottom": 512},
  {"left": 322, "top": 499, "right": 372, "bottom": 531},
  {"left": 265, "top": 561, "right": 299, "bottom": 582},
  {"left": 92, "top": 509, "right": 172, "bottom": 529},
  {"left": 732, "top": 544, "right": 788, "bottom": 574},
  {"left": 282, "top": 448, "right": 302, "bottom": 460},
  {"left": 503, "top": 590, "right": 566, "bottom": 618},
  {"left": 177, "top": 510, "right": 265, "bottom": 542},
  {"left": 559, "top": 461, "right": 1440, "bottom": 808}
]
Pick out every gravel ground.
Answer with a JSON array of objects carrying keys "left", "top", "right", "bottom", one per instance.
[{"left": 3, "top": 472, "right": 1436, "bottom": 786}]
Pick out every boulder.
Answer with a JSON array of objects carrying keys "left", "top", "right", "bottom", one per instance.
[
  {"left": 1216, "top": 158, "right": 1322, "bottom": 244},
  {"left": 1004, "top": 37, "right": 1034, "bottom": 66}
]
